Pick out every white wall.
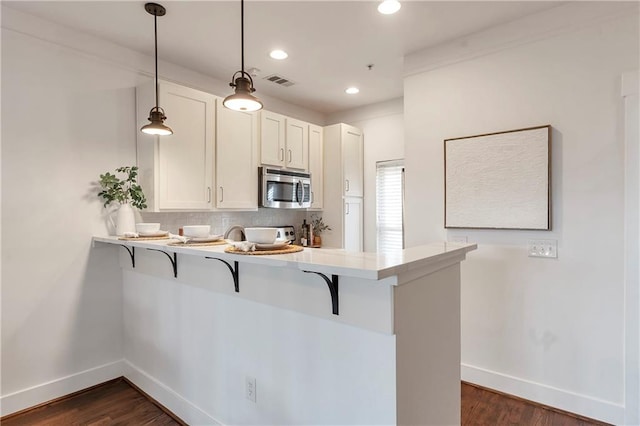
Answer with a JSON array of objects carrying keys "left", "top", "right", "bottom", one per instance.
[
  {"left": 622, "top": 70, "right": 640, "bottom": 426},
  {"left": 328, "top": 98, "right": 404, "bottom": 252},
  {"left": 0, "top": 6, "right": 325, "bottom": 415},
  {"left": 403, "top": 4, "right": 639, "bottom": 424},
  {"left": 1, "top": 24, "right": 129, "bottom": 414}
]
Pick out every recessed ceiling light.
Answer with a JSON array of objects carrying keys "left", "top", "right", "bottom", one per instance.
[
  {"left": 270, "top": 50, "right": 288, "bottom": 60},
  {"left": 378, "top": 0, "right": 401, "bottom": 15},
  {"left": 345, "top": 87, "right": 360, "bottom": 95}
]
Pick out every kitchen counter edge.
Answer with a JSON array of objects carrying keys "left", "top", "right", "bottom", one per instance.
[{"left": 92, "top": 236, "right": 477, "bottom": 281}]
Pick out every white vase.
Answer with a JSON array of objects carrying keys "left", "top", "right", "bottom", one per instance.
[{"left": 115, "top": 203, "right": 136, "bottom": 236}]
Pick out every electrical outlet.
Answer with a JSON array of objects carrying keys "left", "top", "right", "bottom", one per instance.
[
  {"left": 246, "top": 376, "right": 256, "bottom": 403},
  {"left": 527, "top": 239, "right": 557, "bottom": 258}
]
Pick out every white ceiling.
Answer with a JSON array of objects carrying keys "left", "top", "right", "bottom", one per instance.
[{"left": 4, "top": 1, "right": 563, "bottom": 114}]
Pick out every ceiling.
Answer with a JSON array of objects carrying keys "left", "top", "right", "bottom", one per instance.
[{"left": 4, "top": 1, "right": 563, "bottom": 114}]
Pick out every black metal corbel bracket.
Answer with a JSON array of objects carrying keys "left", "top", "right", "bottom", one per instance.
[
  {"left": 206, "top": 257, "right": 240, "bottom": 292},
  {"left": 303, "top": 271, "right": 339, "bottom": 315},
  {"left": 147, "top": 249, "right": 178, "bottom": 278},
  {"left": 117, "top": 245, "right": 135, "bottom": 268}
]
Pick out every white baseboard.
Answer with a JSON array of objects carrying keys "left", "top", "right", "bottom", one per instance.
[
  {"left": 462, "top": 363, "right": 625, "bottom": 425},
  {"left": 123, "top": 360, "right": 222, "bottom": 426},
  {"left": 0, "top": 360, "right": 125, "bottom": 417},
  {"left": 4, "top": 359, "right": 622, "bottom": 425}
]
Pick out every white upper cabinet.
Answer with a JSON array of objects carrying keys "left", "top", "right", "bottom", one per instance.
[
  {"left": 342, "top": 126, "right": 364, "bottom": 197},
  {"left": 260, "top": 110, "right": 286, "bottom": 167},
  {"left": 260, "top": 110, "right": 309, "bottom": 171},
  {"left": 285, "top": 118, "right": 309, "bottom": 170},
  {"left": 136, "top": 80, "right": 215, "bottom": 211},
  {"left": 308, "top": 124, "right": 324, "bottom": 209},
  {"left": 215, "top": 99, "right": 258, "bottom": 209}
]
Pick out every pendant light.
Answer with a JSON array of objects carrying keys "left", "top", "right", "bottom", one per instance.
[
  {"left": 223, "top": 0, "right": 263, "bottom": 112},
  {"left": 141, "top": 2, "right": 173, "bottom": 136}
]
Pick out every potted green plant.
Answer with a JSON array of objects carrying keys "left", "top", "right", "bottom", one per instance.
[
  {"left": 98, "top": 166, "right": 147, "bottom": 235},
  {"left": 310, "top": 214, "right": 331, "bottom": 247}
]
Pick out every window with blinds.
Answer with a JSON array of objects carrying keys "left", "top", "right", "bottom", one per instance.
[{"left": 376, "top": 159, "right": 404, "bottom": 253}]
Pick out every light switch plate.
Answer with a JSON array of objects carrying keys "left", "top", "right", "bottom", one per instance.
[{"left": 528, "top": 239, "right": 557, "bottom": 258}]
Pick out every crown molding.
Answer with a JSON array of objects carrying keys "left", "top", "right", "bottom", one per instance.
[
  {"left": 405, "top": 2, "right": 639, "bottom": 77},
  {"left": 327, "top": 97, "right": 403, "bottom": 125}
]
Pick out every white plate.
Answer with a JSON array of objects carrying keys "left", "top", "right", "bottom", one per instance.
[
  {"left": 188, "top": 234, "right": 222, "bottom": 243},
  {"left": 254, "top": 240, "right": 291, "bottom": 250},
  {"left": 138, "top": 230, "right": 169, "bottom": 237}
]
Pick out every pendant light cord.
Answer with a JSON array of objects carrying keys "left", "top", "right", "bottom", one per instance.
[
  {"left": 240, "top": 0, "right": 245, "bottom": 74},
  {"left": 154, "top": 11, "right": 159, "bottom": 109}
]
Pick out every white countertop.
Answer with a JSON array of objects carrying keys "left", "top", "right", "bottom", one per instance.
[{"left": 93, "top": 236, "right": 476, "bottom": 280}]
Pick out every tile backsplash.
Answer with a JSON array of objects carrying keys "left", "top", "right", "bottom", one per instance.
[{"left": 141, "top": 209, "right": 308, "bottom": 236}]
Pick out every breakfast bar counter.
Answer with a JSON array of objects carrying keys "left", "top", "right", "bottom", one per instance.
[
  {"left": 93, "top": 235, "right": 475, "bottom": 280},
  {"left": 93, "top": 236, "right": 476, "bottom": 425}
]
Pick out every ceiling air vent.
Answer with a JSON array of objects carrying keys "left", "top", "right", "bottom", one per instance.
[{"left": 263, "top": 74, "right": 295, "bottom": 87}]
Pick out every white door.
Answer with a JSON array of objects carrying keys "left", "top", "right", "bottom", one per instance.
[
  {"left": 216, "top": 99, "right": 258, "bottom": 209},
  {"left": 342, "top": 127, "right": 363, "bottom": 197},
  {"left": 260, "top": 110, "right": 285, "bottom": 167},
  {"left": 309, "top": 124, "right": 324, "bottom": 209},
  {"left": 344, "top": 197, "right": 363, "bottom": 252},
  {"left": 158, "top": 83, "right": 215, "bottom": 210},
  {"left": 286, "top": 118, "right": 309, "bottom": 170}
]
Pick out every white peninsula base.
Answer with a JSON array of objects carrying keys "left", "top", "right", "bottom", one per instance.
[{"left": 94, "top": 237, "right": 476, "bottom": 425}]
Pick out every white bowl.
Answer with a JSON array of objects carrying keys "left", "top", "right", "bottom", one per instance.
[
  {"left": 136, "top": 222, "right": 160, "bottom": 234},
  {"left": 183, "top": 225, "right": 210, "bottom": 238},
  {"left": 245, "top": 227, "right": 278, "bottom": 244}
]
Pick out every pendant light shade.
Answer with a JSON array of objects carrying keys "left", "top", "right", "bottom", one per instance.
[
  {"left": 223, "top": 73, "right": 263, "bottom": 112},
  {"left": 141, "top": 2, "right": 173, "bottom": 136},
  {"left": 141, "top": 107, "right": 173, "bottom": 135},
  {"left": 223, "top": 0, "right": 263, "bottom": 112}
]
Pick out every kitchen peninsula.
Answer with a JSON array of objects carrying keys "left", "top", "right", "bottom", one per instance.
[{"left": 94, "top": 236, "right": 476, "bottom": 425}]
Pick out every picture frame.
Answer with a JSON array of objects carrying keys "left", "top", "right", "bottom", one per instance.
[{"left": 444, "top": 125, "right": 551, "bottom": 230}]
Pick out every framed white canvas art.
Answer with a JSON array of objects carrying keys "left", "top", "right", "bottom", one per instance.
[{"left": 444, "top": 125, "right": 551, "bottom": 230}]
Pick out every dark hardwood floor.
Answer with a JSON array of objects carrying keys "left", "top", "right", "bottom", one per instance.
[
  {"left": 2, "top": 378, "right": 610, "bottom": 425},
  {"left": 1, "top": 378, "right": 183, "bottom": 426},
  {"left": 461, "top": 382, "right": 610, "bottom": 426}
]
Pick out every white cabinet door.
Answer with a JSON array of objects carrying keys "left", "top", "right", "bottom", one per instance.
[
  {"left": 308, "top": 124, "right": 323, "bottom": 209},
  {"left": 216, "top": 99, "right": 258, "bottom": 209},
  {"left": 344, "top": 197, "right": 363, "bottom": 252},
  {"left": 286, "top": 118, "right": 309, "bottom": 170},
  {"left": 137, "top": 81, "right": 215, "bottom": 211},
  {"left": 260, "top": 110, "right": 285, "bottom": 167},
  {"left": 342, "top": 126, "right": 363, "bottom": 197}
]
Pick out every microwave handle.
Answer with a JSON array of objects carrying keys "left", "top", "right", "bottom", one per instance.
[{"left": 299, "top": 180, "right": 305, "bottom": 206}]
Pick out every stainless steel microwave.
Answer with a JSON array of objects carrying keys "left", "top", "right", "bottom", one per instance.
[{"left": 259, "top": 167, "right": 311, "bottom": 209}]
